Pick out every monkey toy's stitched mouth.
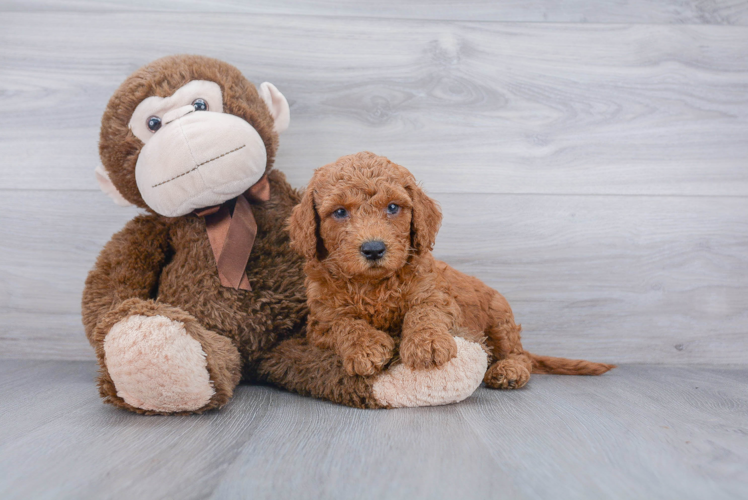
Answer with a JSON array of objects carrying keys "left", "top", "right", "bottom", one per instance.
[
  {"left": 135, "top": 108, "right": 269, "bottom": 218},
  {"left": 151, "top": 144, "right": 247, "bottom": 188}
]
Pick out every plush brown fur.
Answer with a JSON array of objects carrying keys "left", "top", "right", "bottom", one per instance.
[
  {"left": 83, "top": 56, "right": 389, "bottom": 413},
  {"left": 288, "top": 152, "right": 615, "bottom": 389}
]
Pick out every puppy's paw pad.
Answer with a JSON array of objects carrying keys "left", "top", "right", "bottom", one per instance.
[
  {"left": 484, "top": 359, "right": 530, "bottom": 390},
  {"left": 104, "top": 315, "right": 215, "bottom": 412}
]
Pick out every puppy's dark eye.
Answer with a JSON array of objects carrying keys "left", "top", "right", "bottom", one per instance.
[
  {"left": 192, "top": 98, "right": 208, "bottom": 111},
  {"left": 386, "top": 203, "right": 400, "bottom": 215},
  {"left": 147, "top": 116, "right": 162, "bottom": 132},
  {"left": 332, "top": 208, "right": 349, "bottom": 219}
]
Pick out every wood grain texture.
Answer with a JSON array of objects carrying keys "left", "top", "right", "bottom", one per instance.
[
  {"left": 1, "top": 10, "right": 747, "bottom": 363},
  {"left": 0, "top": 192, "right": 139, "bottom": 360},
  {"left": 456, "top": 364, "right": 748, "bottom": 499},
  {"left": 3, "top": 0, "right": 748, "bottom": 25},
  {"left": 1, "top": 13, "right": 747, "bottom": 195},
  {"left": 436, "top": 193, "right": 748, "bottom": 364},
  {"left": 0, "top": 361, "right": 746, "bottom": 499},
  {"left": 2, "top": 190, "right": 746, "bottom": 363}
]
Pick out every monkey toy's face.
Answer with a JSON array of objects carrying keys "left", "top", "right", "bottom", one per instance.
[
  {"left": 96, "top": 56, "right": 290, "bottom": 217},
  {"left": 130, "top": 80, "right": 269, "bottom": 216}
]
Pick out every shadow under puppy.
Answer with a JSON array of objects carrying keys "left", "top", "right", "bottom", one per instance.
[{"left": 288, "top": 152, "right": 614, "bottom": 397}]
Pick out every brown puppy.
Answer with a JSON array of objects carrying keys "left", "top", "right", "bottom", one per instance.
[{"left": 288, "top": 152, "right": 614, "bottom": 389}]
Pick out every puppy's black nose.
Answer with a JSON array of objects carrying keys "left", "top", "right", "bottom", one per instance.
[{"left": 360, "top": 240, "right": 386, "bottom": 261}]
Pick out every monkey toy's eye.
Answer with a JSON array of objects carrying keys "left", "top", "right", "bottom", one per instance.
[
  {"left": 332, "top": 208, "right": 349, "bottom": 220},
  {"left": 192, "top": 98, "right": 208, "bottom": 111},
  {"left": 147, "top": 116, "right": 162, "bottom": 132},
  {"left": 386, "top": 203, "right": 400, "bottom": 215}
]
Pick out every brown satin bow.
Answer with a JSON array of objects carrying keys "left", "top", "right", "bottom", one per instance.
[{"left": 194, "top": 175, "right": 271, "bottom": 291}]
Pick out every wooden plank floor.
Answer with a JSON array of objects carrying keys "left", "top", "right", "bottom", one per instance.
[{"left": 0, "top": 360, "right": 746, "bottom": 499}]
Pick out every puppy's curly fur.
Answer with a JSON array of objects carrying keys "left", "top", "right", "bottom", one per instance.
[{"left": 289, "top": 152, "right": 614, "bottom": 388}]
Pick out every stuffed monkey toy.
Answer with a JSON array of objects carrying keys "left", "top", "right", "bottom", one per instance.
[{"left": 82, "top": 55, "right": 488, "bottom": 414}]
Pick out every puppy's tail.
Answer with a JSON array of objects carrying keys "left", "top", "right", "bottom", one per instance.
[{"left": 528, "top": 353, "right": 615, "bottom": 375}]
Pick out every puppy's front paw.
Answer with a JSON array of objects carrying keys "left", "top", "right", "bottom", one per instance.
[
  {"left": 342, "top": 334, "right": 395, "bottom": 377},
  {"left": 400, "top": 330, "right": 458, "bottom": 370}
]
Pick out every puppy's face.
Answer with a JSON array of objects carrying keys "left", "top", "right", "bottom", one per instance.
[
  {"left": 289, "top": 152, "right": 442, "bottom": 280},
  {"left": 317, "top": 177, "right": 413, "bottom": 278}
]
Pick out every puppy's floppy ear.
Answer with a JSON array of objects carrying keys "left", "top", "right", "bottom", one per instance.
[
  {"left": 288, "top": 187, "right": 327, "bottom": 261},
  {"left": 407, "top": 182, "right": 442, "bottom": 254}
]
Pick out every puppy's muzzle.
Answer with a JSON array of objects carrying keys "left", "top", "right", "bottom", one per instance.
[{"left": 360, "top": 240, "right": 386, "bottom": 261}]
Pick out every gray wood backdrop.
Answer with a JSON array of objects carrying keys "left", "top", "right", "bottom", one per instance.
[{"left": 1, "top": 1, "right": 747, "bottom": 364}]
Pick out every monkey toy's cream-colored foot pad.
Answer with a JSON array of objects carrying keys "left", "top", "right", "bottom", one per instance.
[
  {"left": 103, "top": 315, "right": 215, "bottom": 413},
  {"left": 372, "top": 337, "right": 488, "bottom": 408}
]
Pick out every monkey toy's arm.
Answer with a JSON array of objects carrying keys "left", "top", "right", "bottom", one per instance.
[
  {"left": 82, "top": 215, "right": 170, "bottom": 340},
  {"left": 82, "top": 215, "right": 241, "bottom": 415},
  {"left": 261, "top": 297, "right": 487, "bottom": 409}
]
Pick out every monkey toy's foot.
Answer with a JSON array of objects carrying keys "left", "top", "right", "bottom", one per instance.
[
  {"left": 98, "top": 303, "right": 242, "bottom": 414},
  {"left": 372, "top": 337, "right": 488, "bottom": 408},
  {"left": 104, "top": 315, "right": 214, "bottom": 412}
]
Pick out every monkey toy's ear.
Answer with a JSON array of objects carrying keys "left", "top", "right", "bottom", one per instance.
[
  {"left": 258, "top": 82, "right": 290, "bottom": 135},
  {"left": 95, "top": 165, "right": 133, "bottom": 207}
]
